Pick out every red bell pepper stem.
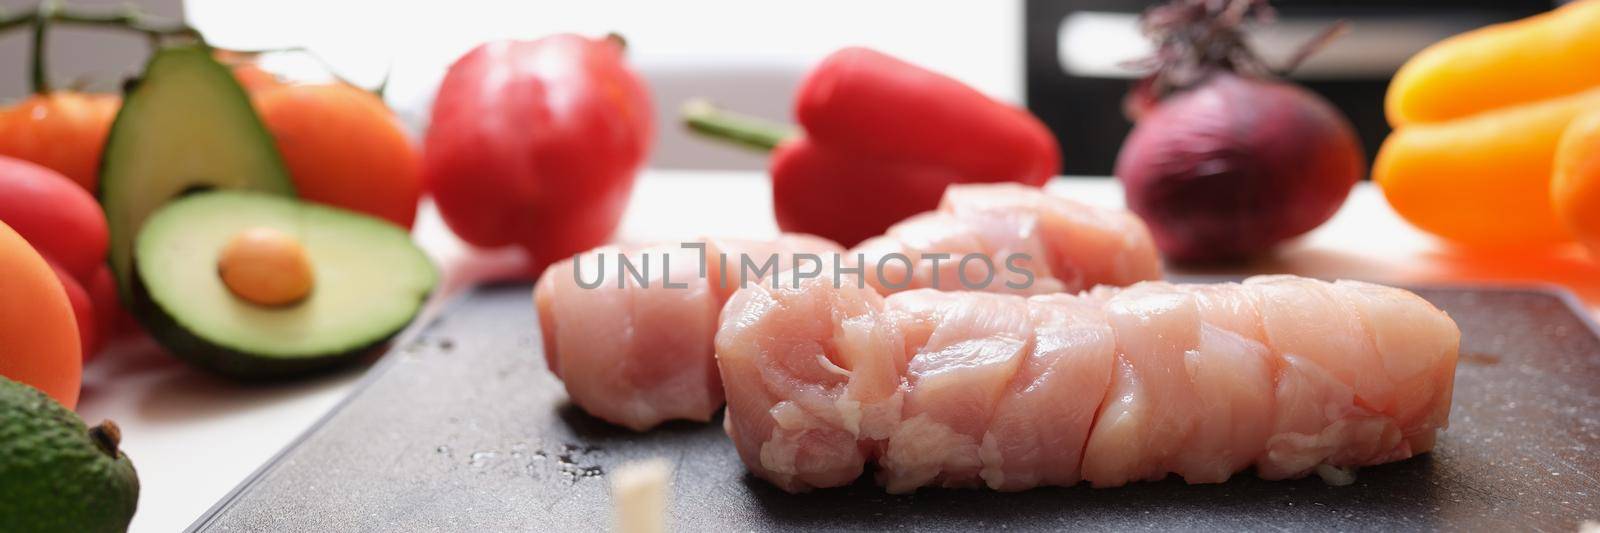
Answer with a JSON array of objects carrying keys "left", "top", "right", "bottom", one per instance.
[{"left": 682, "top": 99, "right": 796, "bottom": 153}]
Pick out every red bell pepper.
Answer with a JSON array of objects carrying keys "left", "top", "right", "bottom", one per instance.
[
  {"left": 423, "top": 34, "right": 654, "bottom": 274},
  {"left": 686, "top": 47, "right": 1060, "bottom": 247}
]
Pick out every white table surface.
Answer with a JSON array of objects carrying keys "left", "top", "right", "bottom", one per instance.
[{"left": 75, "top": 170, "right": 1600, "bottom": 532}]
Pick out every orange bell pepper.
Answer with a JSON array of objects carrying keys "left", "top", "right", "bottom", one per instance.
[{"left": 1377, "top": 1, "right": 1600, "bottom": 248}]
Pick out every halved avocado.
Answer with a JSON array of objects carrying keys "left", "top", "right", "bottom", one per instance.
[
  {"left": 133, "top": 191, "right": 436, "bottom": 379},
  {"left": 101, "top": 45, "right": 295, "bottom": 301}
]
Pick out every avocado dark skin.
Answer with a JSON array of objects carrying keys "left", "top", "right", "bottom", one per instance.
[{"left": 0, "top": 377, "right": 139, "bottom": 533}]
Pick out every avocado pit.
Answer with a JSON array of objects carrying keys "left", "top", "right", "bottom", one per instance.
[{"left": 217, "top": 226, "right": 314, "bottom": 306}]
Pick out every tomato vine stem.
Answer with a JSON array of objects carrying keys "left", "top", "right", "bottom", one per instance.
[
  {"left": 0, "top": 0, "right": 201, "bottom": 93},
  {"left": 0, "top": 2, "right": 198, "bottom": 39}
]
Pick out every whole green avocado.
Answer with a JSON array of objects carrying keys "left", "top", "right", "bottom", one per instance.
[{"left": 0, "top": 376, "right": 138, "bottom": 532}]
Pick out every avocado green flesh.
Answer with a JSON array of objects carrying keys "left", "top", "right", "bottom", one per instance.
[
  {"left": 0, "top": 377, "right": 138, "bottom": 533},
  {"left": 101, "top": 45, "right": 295, "bottom": 301},
  {"left": 135, "top": 191, "right": 436, "bottom": 378}
]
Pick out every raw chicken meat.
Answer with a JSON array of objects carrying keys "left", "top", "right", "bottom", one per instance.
[
  {"left": 539, "top": 183, "right": 1163, "bottom": 432},
  {"left": 851, "top": 183, "right": 1162, "bottom": 295},
  {"left": 536, "top": 235, "right": 842, "bottom": 431},
  {"left": 715, "top": 273, "right": 1458, "bottom": 492}
]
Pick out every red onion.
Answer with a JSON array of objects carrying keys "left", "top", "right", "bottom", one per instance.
[{"left": 1113, "top": 0, "right": 1364, "bottom": 262}]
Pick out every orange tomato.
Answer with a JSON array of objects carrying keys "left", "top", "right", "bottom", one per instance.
[
  {"left": 0, "top": 92, "right": 119, "bottom": 193},
  {"left": 1553, "top": 107, "right": 1600, "bottom": 257},
  {"left": 0, "top": 219, "right": 82, "bottom": 408},
  {"left": 216, "top": 49, "right": 287, "bottom": 93},
  {"left": 253, "top": 83, "right": 422, "bottom": 228},
  {"left": 232, "top": 63, "right": 285, "bottom": 92}
]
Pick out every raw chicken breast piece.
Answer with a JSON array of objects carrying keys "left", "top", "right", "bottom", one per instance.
[
  {"left": 941, "top": 184, "right": 1163, "bottom": 290},
  {"left": 1171, "top": 323, "right": 1276, "bottom": 484},
  {"left": 717, "top": 275, "right": 1459, "bottom": 493},
  {"left": 1331, "top": 279, "right": 1459, "bottom": 452},
  {"left": 853, "top": 183, "right": 1161, "bottom": 296},
  {"left": 979, "top": 293, "right": 1115, "bottom": 491},
  {"left": 854, "top": 211, "right": 1061, "bottom": 295},
  {"left": 1246, "top": 275, "right": 1396, "bottom": 415},
  {"left": 537, "top": 243, "right": 720, "bottom": 432},
  {"left": 536, "top": 235, "right": 842, "bottom": 431},
  {"left": 1080, "top": 283, "right": 1204, "bottom": 488},
  {"left": 879, "top": 291, "right": 1032, "bottom": 492},
  {"left": 1256, "top": 353, "right": 1401, "bottom": 480},
  {"left": 536, "top": 185, "right": 1157, "bottom": 433},
  {"left": 715, "top": 271, "right": 904, "bottom": 492},
  {"left": 1167, "top": 283, "right": 1277, "bottom": 484},
  {"left": 703, "top": 235, "right": 845, "bottom": 302}
]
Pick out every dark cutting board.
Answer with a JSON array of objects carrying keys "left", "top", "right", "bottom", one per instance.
[{"left": 189, "top": 283, "right": 1600, "bottom": 532}]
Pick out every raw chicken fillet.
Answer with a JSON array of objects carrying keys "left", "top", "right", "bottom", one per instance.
[
  {"left": 716, "top": 274, "right": 1458, "bottom": 492},
  {"left": 536, "top": 183, "right": 1162, "bottom": 431},
  {"left": 852, "top": 183, "right": 1162, "bottom": 295},
  {"left": 536, "top": 235, "right": 842, "bottom": 431}
]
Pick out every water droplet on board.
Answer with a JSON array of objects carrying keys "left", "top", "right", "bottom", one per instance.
[
  {"left": 470, "top": 451, "right": 498, "bottom": 468},
  {"left": 550, "top": 443, "right": 605, "bottom": 482},
  {"left": 436, "top": 445, "right": 451, "bottom": 455}
]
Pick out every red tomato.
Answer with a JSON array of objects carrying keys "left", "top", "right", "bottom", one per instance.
[
  {"left": 47, "top": 260, "right": 98, "bottom": 362},
  {"left": 87, "top": 264, "right": 133, "bottom": 343},
  {"left": 423, "top": 35, "right": 653, "bottom": 273},
  {"left": 0, "top": 155, "right": 109, "bottom": 282},
  {"left": 0, "top": 92, "right": 119, "bottom": 193}
]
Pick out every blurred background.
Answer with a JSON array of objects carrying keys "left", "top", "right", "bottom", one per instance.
[
  {"left": 7, "top": 2, "right": 1598, "bottom": 531},
  {"left": 0, "top": 0, "right": 1562, "bottom": 174}
]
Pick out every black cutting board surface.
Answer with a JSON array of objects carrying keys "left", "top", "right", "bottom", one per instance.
[{"left": 190, "top": 283, "right": 1600, "bottom": 532}]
